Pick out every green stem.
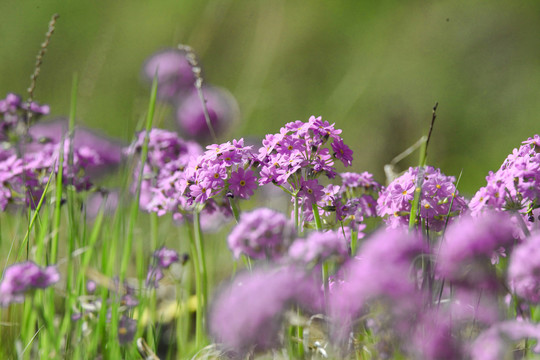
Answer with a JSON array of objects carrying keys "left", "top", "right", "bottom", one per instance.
[
  {"left": 229, "top": 197, "right": 240, "bottom": 223},
  {"left": 190, "top": 210, "right": 208, "bottom": 348}
]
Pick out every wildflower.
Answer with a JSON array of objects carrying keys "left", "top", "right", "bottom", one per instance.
[
  {"left": 141, "top": 48, "right": 195, "bottom": 100},
  {"left": 182, "top": 138, "right": 257, "bottom": 205},
  {"left": 228, "top": 167, "right": 257, "bottom": 199},
  {"left": 508, "top": 233, "right": 540, "bottom": 303},
  {"left": 329, "top": 229, "right": 426, "bottom": 340},
  {"left": 0, "top": 261, "right": 60, "bottom": 306},
  {"left": 436, "top": 212, "right": 516, "bottom": 290},
  {"left": 288, "top": 230, "right": 348, "bottom": 265},
  {"left": 377, "top": 166, "right": 467, "bottom": 231},
  {"left": 175, "top": 86, "right": 238, "bottom": 142},
  {"left": 118, "top": 316, "right": 137, "bottom": 344},
  {"left": 331, "top": 138, "right": 353, "bottom": 167},
  {"left": 470, "top": 321, "right": 540, "bottom": 360},
  {"left": 146, "top": 246, "right": 181, "bottom": 288},
  {"left": 469, "top": 135, "right": 540, "bottom": 228},
  {"left": 227, "top": 208, "right": 295, "bottom": 260},
  {"left": 208, "top": 266, "right": 322, "bottom": 353}
]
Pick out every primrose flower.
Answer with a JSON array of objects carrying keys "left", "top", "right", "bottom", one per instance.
[
  {"left": 175, "top": 86, "right": 238, "bottom": 142},
  {"left": 146, "top": 246, "right": 183, "bottom": 288},
  {"left": 377, "top": 166, "right": 467, "bottom": 231},
  {"left": 142, "top": 48, "right": 196, "bottom": 100},
  {"left": 436, "top": 212, "right": 516, "bottom": 290},
  {"left": 181, "top": 138, "right": 257, "bottom": 205},
  {"left": 208, "top": 266, "right": 322, "bottom": 353},
  {"left": 288, "top": 230, "right": 348, "bottom": 265},
  {"left": 0, "top": 261, "right": 60, "bottom": 306},
  {"left": 470, "top": 135, "right": 540, "bottom": 228},
  {"left": 118, "top": 316, "right": 137, "bottom": 345},
  {"left": 508, "top": 233, "right": 540, "bottom": 303},
  {"left": 227, "top": 208, "right": 295, "bottom": 260}
]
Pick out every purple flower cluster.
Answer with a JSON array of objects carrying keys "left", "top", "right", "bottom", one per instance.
[
  {"left": 377, "top": 165, "right": 467, "bottom": 231},
  {"left": 142, "top": 49, "right": 238, "bottom": 141},
  {"left": 0, "top": 93, "right": 49, "bottom": 141},
  {"left": 227, "top": 208, "right": 295, "bottom": 260},
  {"left": 0, "top": 261, "right": 60, "bottom": 306},
  {"left": 436, "top": 212, "right": 516, "bottom": 290},
  {"left": 288, "top": 230, "right": 348, "bottom": 265},
  {"left": 470, "top": 135, "right": 540, "bottom": 222},
  {"left": 208, "top": 266, "right": 322, "bottom": 353},
  {"left": 181, "top": 139, "right": 257, "bottom": 204},
  {"left": 146, "top": 246, "right": 182, "bottom": 288},
  {"left": 257, "top": 116, "right": 353, "bottom": 223},
  {"left": 126, "top": 129, "right": 202, "bottom": 219},
  {"left": 508, "top": 233, "right": 540, "bottom": 303}
]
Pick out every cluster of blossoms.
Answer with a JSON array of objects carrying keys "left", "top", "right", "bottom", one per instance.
[
  {"left": 257, "top": 116, "right": 354, "bottom": 224},
  {"left": 208, "top": 266, "right": 323, "bottom": 354},
  {"left": 227, "top": 208, "right": 295, "bottom": 260},
  {"left": 0, "top": 261, "right": 59, "bottom": 306},
  {"left": 126, "top": 129, "right": 202, "bottom": 220},
  {"left": 470, "top": 135, "right": 540, "bottom": 223},
  {"left": 146, "top": 246, "right": 186, "bottom": 288},
  {"left": 142, "top": 48, "right": 238, "bottom": 142},
  {"left": 0, "top": 93, "right": 49, "bottom": 142},
  {"left": 377, "top": 165, "right": 467, "bottom": 231},
  {"left": 0, "top": 94, "right": 120, "bottom": 210},
  {"left": 181, "top": 138, "right": 258, "bottom": 205}
]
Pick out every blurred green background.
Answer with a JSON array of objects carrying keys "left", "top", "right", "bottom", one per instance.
[{"left": 1, "top": 0, "right": 539, "bottom": 196}]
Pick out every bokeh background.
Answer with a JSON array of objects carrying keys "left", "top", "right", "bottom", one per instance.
[{"left": 1, "top": 0, "right": 540, "bottom": 196}]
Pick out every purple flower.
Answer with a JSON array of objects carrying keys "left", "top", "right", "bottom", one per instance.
[
  {"left": 141, "top": 48, "right": 195, "bottom": 100},
  {"left": 508, "top": 233, "right": 540, "bottom": 303},
  {"left": 208, "top": 266, "right": 322, "bottom": 353},
  {"left": 377, "top": 166, "right": 467, "bottom": 231},
  {"left": 175, "top": 86, "right": 238, "bottom": 142},
  {"left": 329, "top": 229, "right": 426, "bottom": 340},
  {"left": 153, "top": 247, "right": 180, "bottom": 268},
  {"left": 0, "top": 262, "right": 60, "bottom": 306},
  {"left": 181, "top": 138, "right": 257, "bottom": 205},
  {"left": 436, "top": 212, "right": 516, "bottom": 290},
  {"left": 118, "top": 316, "right": 137, "bottom": 345},
  {"left": 288, "top": 230, "right": 348, "bottom": 264},
  {"left": 227, "top": 208, "right": 295, "bottom": 260},
  {"left": 228, "top": 167, "right": 257, "bottom": 199},
  {"left": 469, "top": 136, "right": 540, "bottom": 229},
  {"left": 470, "top": 321, "right": 540, "bottom": 360},
  {"left": 331, "top": 138, "right": 353, "bottom": 167}
]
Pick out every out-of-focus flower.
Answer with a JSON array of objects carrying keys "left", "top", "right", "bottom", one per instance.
[
  {"left": 146, "top": 246, "right": 181, "bottom": 288},
  {"left": 141, "top": 48, "right": 195, "bottom": 101},
  {"left": 470, "top": 321, "right": 540, "bottom": 360},
  {"left": 329, "top": 229, "right": 426, "bottom": 340},
  {"left": 118, "top": 316, "right": 137, "bottom": 345},
  {"left": 208, "top": 266, "right": 322, "bottom": 353},
  {"left": 288, "top": 230, "right": 348, "bottom": 265},
  {"left": 508, "top": 233, "right": 540, "bottom": 303},
  {"left": 377, "top": 166, "right": 467, "bottom": 231},
  {"left": 436, "top": 212, "right": 516, "bottom": 290},
  {"left": 0, "top": 261, "right": 60, "bottom": 306},
  {"left": 227, "top": 208, "right": 295, "bottom": 260},
  {"left": 175, "top": 86, "right": 238, "bottom": 142}
]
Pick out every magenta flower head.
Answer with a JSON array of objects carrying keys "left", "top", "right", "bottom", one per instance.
[
  {"left": 175, "top": 86, "right": 238, "bottom": 142},
  {"left": 142, "top": 48, "right": 195, "bottom": 100},
  {"left": 469, "top": 135, "right": 540, "bottom": 228},
  {"left": 153, "top": 247, "right": 180, "bottom": 268},
  {"left": 0, "top": 261, "right": 60, "bottom": 306},
  {"left": 377, "top": 166, "right": 467, "bottom": 231},
  {"left": 436, "top": 212, "right": 516, "bottom": 290},
  {"left": 208, "top": 266, "right": 322, "bottom": 354},
  {"left": 28, "top": 119, "right": 124, "bottom": 175},
  {"left": 227, "top": 208, "right": 295, "bottom": 260},
  {"left": 329, "top": 229, "right": 426, "bottom": 340},
  {"left": 470, "top": 321, "right": 540, "bottom": 360},
  {"left": 288, "top": 230, "right": 348, "bottom": 265},
  {"left": 508, "top": 233, "right": 540, "bottom": 303},
  {"left": 118, "top": 316, "right": 137, "bottom": 345}
]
